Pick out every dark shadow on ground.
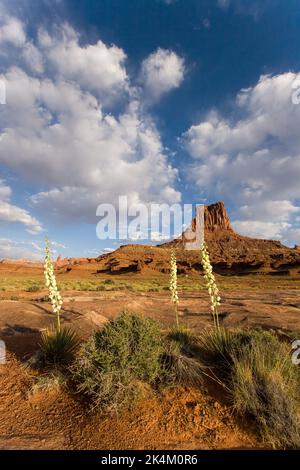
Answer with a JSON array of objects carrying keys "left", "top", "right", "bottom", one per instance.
[{"left": 0, "top": 324, "right": 41, "bottom": 360}]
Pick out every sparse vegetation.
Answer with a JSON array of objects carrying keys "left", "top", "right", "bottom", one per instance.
[
  {"left": 26, "top": 284, "right": 41, "bottom": 292},
  {"left": 70, "top": 312, "right": 171, "bottom": 410},
  {"left": 2, "top": 253, "right": 300, "bottom": 448},
  {"left": 195, "top": 327, "right": 300, "bottom": 448},
  {"left": 29, "top": 369, "right": 68, "bottom": 395},
  {"left": 231, "top": 331, "right": 300, "bottom": 448},
  {"left": 9, "top": 295, "right": 19, "bottom": 301},
  {"left": 167, "top": 324, "right": 195, "bottom": 355}
]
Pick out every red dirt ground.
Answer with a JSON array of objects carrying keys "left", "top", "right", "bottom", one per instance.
[{"left": 0, "top": 354, "right": 260, "bottom": 450}]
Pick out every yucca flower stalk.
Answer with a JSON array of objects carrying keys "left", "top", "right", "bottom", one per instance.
[
  {"left": 170, "top": 248, "right": 179, "bottom": 327},
  {"left": 44, "top": 237, "right": 63, "bottom": 332},
  {"left": 201, "top": 242, "right": 221, "bottom": 330}
]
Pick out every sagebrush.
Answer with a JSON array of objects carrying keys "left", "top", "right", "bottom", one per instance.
[{"left": 70, "top": 312, "right": 171, "bottom": 410}]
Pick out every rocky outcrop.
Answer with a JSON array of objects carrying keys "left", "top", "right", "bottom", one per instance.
[
  {"left": 94, "top": 201, "right": 300, "bottom": 276},
  {"left": 204, "top": 201, "right": 232, "bottom": 232}
]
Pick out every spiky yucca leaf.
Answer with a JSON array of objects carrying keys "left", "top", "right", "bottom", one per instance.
[{"left": 39, "top": 326, "right": 79, "bottom": 364}]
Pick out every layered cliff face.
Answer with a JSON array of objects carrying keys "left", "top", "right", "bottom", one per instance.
[{"left": 204, "top": 201, "right": 232, "bottom": 232}]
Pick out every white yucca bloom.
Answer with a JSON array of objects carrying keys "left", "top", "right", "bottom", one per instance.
[
  {"left": 44, "top": 237, "right": 63, "bottom": 332},
  {"left": 201, "top": 242, "right": 221, "bottom": 329},
  {"left": 170, "top": 248, "right": 179, "bottom": 326}
]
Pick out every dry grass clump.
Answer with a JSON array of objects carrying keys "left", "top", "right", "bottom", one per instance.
[
  {"left": 196, "top": 327, "right": 300, "bottom": 448},
  {"left": 231, "top": 331, "right": 300, "bottom": 448},
  {"left": 196, "top": 327, "right": 250, "bottom": 380},
  {"left": 29, "top": 369, "right": 68, "bottom": 396},
  {"left": 167, "top": 324, "right": 196, "bottom": 354},
  {"left": 162, "top": 325, "right": 203, "bottom": 387}
]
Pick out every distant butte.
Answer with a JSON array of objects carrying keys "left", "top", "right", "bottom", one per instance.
[
  {"left": 2, "top": 202, "right": 300, "bottom": 276},
  {"left": 90, "top": 201, "right": 300, "bottom": 276}
]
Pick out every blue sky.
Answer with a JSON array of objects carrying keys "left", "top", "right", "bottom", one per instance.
[{"left": 1, "top": 0, "right": 300, "bottom": 259}]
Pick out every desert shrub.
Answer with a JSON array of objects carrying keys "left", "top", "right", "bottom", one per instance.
[
  {"left": 40, "top": 327, "right": 79, "bottom": 365},
  {"left": 70, "top": 312, "right": 169, "bottom": 410},
  {"left": 103, "top": 279, "right": 115, "bottom": 285},
  {"left": 96, "top": 285, "right": 106, "bottom": 291},
  {"left": 26, "top": 284, "right": 41, "bottom": 292},
  {"left": 38, "top": 295, "right": 50, "bottom": 302},
  {"left": 231, "top": 332, "right": 300, "bottom": 448}
]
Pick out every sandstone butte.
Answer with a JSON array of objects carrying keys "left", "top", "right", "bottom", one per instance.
[{"left": 1, "top": 202, "right": 300, "bottom": 276}]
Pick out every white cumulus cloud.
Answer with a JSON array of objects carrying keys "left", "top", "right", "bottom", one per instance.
[
  {"left": 140, "top": 48, "right": 185, "bottom": 103},
  {"left": 0, "top": 22, "right": 181, "bottom": 226},
  {"left": 0, "top": 14, "right": 26, "bottom": 47}
]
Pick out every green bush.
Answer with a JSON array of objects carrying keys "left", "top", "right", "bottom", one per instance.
[
  {"left": 103, "top": 279, "right": 115, "bottom": 285},
  {"left": 10, "top": 295, "right": 19, "bottom": 301},
  {"left": 40, "top": 327, "right": 79, "bottom": 365},
  {"left": 70, "top": 312, "right": 168, "bottom": 410},
  {"left": 96, "top": 285, "right": 106, "bottom": 291},
  {"left": 26, "top": 284, "right": 41, "bottom": 292}
]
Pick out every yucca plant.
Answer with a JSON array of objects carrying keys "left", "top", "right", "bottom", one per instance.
[
  {"left": 42, "top": 237, "right": 78, "bottom": 364},
  {"left": 169, "top": 248, "right": 179, "bottom": 327},
  {"left": 201, "top": 242, "right": 221, "bottom": 329},
  {"left": 39, "top": 326, "right": 79, "bottom": 365},
  {"left": 44, "top": 237, "right": 63, "bottom": 332}
]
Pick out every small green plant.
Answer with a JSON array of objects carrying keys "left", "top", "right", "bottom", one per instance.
[
  {"left": 39, "top": 327, "right": 79, "bottom": 365},
  {"left": 103, "top": 279, "right": 115, "bottom": 285},
  {"left": 201, "top": 242, "right": 221, "bottom": 329},
  {"left": 169, "top": 249, "right": 179, "bottom": 327},
  {"left": 71, "top": 312, "right": 169, "bottom": 410},
  {"left": 26, "top": 284, "right": 41, "bottom": 293},
  {"left": 29, "top": 369, "right": 68, "bottom": 395},
  {"left": 96, "top": 285, "right": 106, "bottom": 291},
  {"left": 9, "top": 295, "right": 19, "bottom": 301}
]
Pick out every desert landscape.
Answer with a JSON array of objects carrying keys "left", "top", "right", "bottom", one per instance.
[
  {"left": 1, "top": 202, "right": 300, "bottom": 450},
  {"left": 1, "top": 0, "right": 300, "bottom": 457}
]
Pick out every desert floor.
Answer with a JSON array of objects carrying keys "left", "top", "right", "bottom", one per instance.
[{"left": 0, "top": 268, "right": 299, "bottom": 449}]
